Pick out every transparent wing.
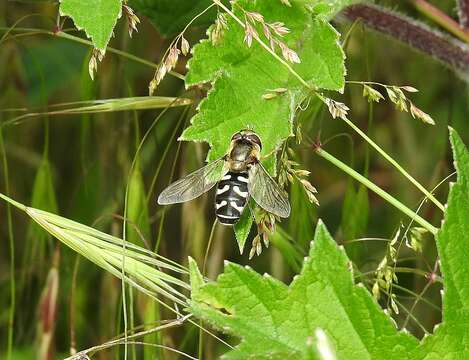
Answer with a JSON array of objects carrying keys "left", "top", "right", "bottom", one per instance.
[
  {"left": 248, "top": 162, "right": 291, "bottom": 218},
  {"left": 158, "top": 157, "right": 227, "bottom": 205}
]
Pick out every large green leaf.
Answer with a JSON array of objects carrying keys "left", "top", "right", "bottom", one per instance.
[
  {"left": 129, "top": 0, "right": 215, "bottom": 37},
  {"left": 182, "top": 0, "right": 346, "bottom": 163},
  {"left": 59, "top": 0, "right": 122, "bottom": 50},
  {"left": 411, "top": 128, "right": 469, "bottom": 358},
  {"left": 189, "top": 221, "right": 418, "bottom": 359},
  {"left": 189, "top": 128, "right": 469, "bottom": 359}
]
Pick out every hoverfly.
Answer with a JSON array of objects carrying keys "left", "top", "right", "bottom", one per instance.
[{"left": 158, "top": 130, "right": 290, "bottom": 225}]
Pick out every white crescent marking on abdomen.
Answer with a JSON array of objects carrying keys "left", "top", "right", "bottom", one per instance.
[
  {"left": 233, "top": 186, "right": 248, "bottom": 197},
  {"left": 216, "top": 184, "right": 230, "bottom": 195},
  {"left": 217, "top": 214, "right": 239, "bottom": 219},
  {"left": 237, "top": 176, "right": 249, "bottom": 183},
  {"left": 230, "top": 201, "right": 245, "bottom": 212},
  {"left": 216, "top": 200, "right": 228, "bottom": 209}
]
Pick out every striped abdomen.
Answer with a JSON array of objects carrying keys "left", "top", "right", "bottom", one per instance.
[{"left": 215, "top": 171, "right": 249, "bottom": 225}]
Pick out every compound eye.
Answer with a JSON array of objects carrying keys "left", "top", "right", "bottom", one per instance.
[
  {"left": 246, "top": 134, "right": 262, "bottom": 149},
  {"left": 231, "top": 132, "right": 243, "bottom": 141}
]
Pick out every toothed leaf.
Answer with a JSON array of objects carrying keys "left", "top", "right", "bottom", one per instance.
[
  {"left": 182, "top": 0, "right": 346, "bottom": 164},
  {"left": 189, "top": 221, "right": 418, "bottom": 359},
  {"left": 59, "top": 0, "right": 122, "bottom": 51}
]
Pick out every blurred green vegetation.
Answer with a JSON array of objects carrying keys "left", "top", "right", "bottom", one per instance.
[{"left": 0, "top": 0, "right": 468, "bottom": 359}]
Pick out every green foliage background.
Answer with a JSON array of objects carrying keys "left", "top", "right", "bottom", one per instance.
[{"left": 0, "top": 0, "right": 468, "bottom": 359}]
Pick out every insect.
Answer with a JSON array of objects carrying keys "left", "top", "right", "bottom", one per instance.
[{"left": 157, "top": 130, "right": 290, "bottom": 225}]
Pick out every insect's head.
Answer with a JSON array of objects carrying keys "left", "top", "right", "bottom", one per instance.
[{"left": 231, "top": 130, "right": 262, "bottom": 150}]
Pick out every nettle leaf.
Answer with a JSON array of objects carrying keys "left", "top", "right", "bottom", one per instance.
[
  {"left": 189, "top": 221, "right": 418, "bottom": 359},
  {"left": 233, "top": 205, "right": 253, "bottom": 254},
  {"left": 411, "top": 129, "right": 469, "bottom": 358},
  {"left": 182, "top": 0, "right": 345, "bottom": 164},
  {"left": 59, "top": 0, "right": 122, "bottom": 51}
]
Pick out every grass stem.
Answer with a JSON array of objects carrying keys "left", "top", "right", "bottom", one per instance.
[
  {"left": 341, "top": 117, "right": 445, "bottom": 212},
  {"left": 315, "top": 147, "right": 438, "bottom": 235},
  {"left": 0, "top": 129, "right": 15, "bottom": 360}
]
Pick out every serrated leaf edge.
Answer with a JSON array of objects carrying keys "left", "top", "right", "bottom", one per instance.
[{"left": 59, "top": 0, "right": 123, "bottom": 51}]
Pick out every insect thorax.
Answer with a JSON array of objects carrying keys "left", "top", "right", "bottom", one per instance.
[
  {"left": 215, "top": 171, "right": 249, "bottom": 225},
  {"left": 227, "top": 140, "right": 258, "bottom": 172}
]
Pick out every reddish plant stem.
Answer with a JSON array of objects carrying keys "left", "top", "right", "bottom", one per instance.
[
  {"left": 408, "top": 0, "right": 469, "bottom": 43},
  {"left": 340, "top": 4, "right": 469, "bottom": 76}
]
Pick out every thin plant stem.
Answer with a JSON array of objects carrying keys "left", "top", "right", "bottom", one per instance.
[
  {"left": 315, "top": 147, "right": 438, "bottom": 234},
  {"left": 402, "top": 260, "right": 439, "bottom": 328},
  {"left": 360, "top": 277, "right": 441, "bottom": 313},
  {"left": 341, "top": 18, "right": 362, "bottom": 48},
  {"left": 0, "top": 13, "right": 45, "bottom": 45},
  {"left": 341, "top": 117, "right": 445, "bottom": 212},
  {"left": 388, "top": 170, "right": 454, "bottom": 306},
  {"left": 199, "top": 218, "right": 218, "bottom": 360},
  {"left": 58, "top": 32, "right": 184, "bottom": 81},
  {"left": 0, "top": 27, "right": 185, "bottom": 80},
  {"left": 393, "top": 298, "right": 429, "bottom": 334},
  {"left": 392, "top": 283, "right": 440, "bottom": 312},
  {"left": 392, "top": 267, "right": 441, "bottom": 283},
  {"left": 66, "top": 315, "right": 194, "bottom": 360},
  {"left": 69, "top": 255, "right": 80, "bottom": 355},
  {"left": 203, "top": 219, "right": 218, "bottom": 276},
  {"left": 145, "top": 107, "right": 188, "bottom": 204},
  {"left": 408, "top": 0, "right": 469, "bottom": 43},
  {"left": 154, "top": 111, "right": 188, "bottom": 253},
  {"left": 0, "top": 128, "right": 15, "bottom": 360},
  {"left": 123, "top": 194, "right": 129, "bottom": 360},
  {"left": 345, "top": 237, "right": 392, "bottom": 244}
]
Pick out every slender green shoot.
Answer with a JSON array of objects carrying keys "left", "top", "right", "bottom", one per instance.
[
  {"left": 0, "top": 27, "right": 185, "bottom": 80},
  {"left": 341, "top": 117, "right": 445, "bottom": 212},
  {"left": 64, "top": 315, "right": 193, "bottom": 360},
  {"left": 198, "top": 218, "right": 218, "bottom": 360},
  {"left": 315, "top": 147, "right": 438, "bottom": 234},
  {"left": 0, "top": 128, "right": 15, "bottom": 360}
]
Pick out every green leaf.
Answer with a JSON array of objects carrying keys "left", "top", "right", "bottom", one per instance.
[
  {"left": 59, "top": 0, "right": 122, "bottom": 51},
  {"left": 182, "top": 0, "right": 345, "bottom": 164},
  {"left": 189, "top": 256, "right": 205, "bottom": 297},
  {"left": 233, "top": 206, "right": 253, "bottom": 254},
  {"left": 189, "top": 221, "right": 418, "bottom": 359},
  {"left": 411, "top": 128, "right": 469, "bottom": 358},
  {"left": 129, "top": 0, "right": 215, "bottom": 37}
]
